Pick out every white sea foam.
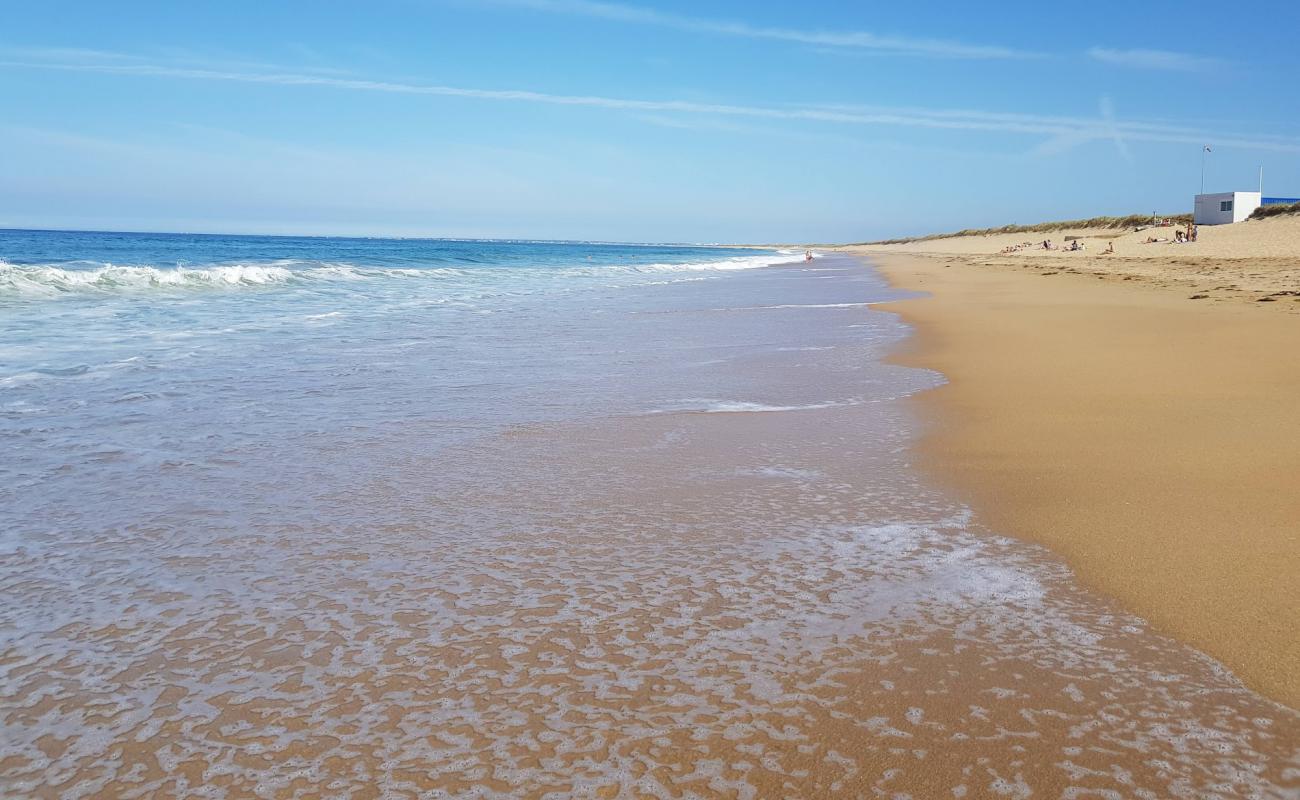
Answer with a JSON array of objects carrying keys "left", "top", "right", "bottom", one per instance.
[
  {"left": 0, "top": 252, "right": 794, "bottom": 300},
  {"left": 555, "top": 252, "right": 799, "bottom": 279},
  {"left": 710, "top": 302, "right": 878, "bottom": 311},
  {"left": 740, "top": 466, "right": 824, "bottom": 480},
  {"left": 0, "top": 262, "right": 304, "bottom": 295},
  {"left": 701, "top": 401, "right": 844, "bottom": 413},
  {"left": 650, "top": 399, "right": 856, "bottom": 414},
  {"left": 0, "top": 371, "right": 47, "bottom": 387}
]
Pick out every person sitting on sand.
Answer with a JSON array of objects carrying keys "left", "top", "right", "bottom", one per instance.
[{"left": 1103, "top": 241, "right": 1114, "bottom": 254}]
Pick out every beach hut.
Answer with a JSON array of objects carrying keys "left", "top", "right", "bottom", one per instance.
[{"left": 1193, "top": 191, "right": 1261, "bottom": 225}]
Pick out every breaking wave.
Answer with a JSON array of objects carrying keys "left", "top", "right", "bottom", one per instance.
[
  {"left": 0, "top": 261, "right": 457, "bottom": 298},
  {"left": 0, "top": 251, "right": 800, "bottom": 300}
]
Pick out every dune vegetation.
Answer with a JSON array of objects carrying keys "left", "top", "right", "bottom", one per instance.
[
  {"left": 1249, "top": 201, "right": 1300, "bottom": 220},
  {"left": 863, "top": 213, "right": 1194, "bottom": 245}
]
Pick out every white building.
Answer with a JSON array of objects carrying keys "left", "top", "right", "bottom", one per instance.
[{"left": 1193, "top": 191, "right": 1261, "bottom": 225}]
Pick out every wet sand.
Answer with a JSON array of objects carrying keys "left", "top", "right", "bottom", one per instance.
[{"left": 866, "top": 252, "right": 1300, "bottom": 709}]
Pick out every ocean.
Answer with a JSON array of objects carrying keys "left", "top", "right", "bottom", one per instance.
[{"left": 1, "top": 229, "right": 1295, "bottom": 798}]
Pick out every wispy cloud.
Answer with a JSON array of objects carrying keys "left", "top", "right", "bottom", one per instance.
[
  {"left": 488, "top": 0, "right": 1038, "bottom": 59},
  {"left": 1087, "top": 47, "right": 1223, "bottom": 72},
  {"left": 0, "top": 46, "right": 144, "bottom": 63},
  {"left": 0, "top": 44, "right": 355, "bottom": 76},
  {"left": 786, "top": 101, "right": 1300, "bottom": 153},
  {"left": 1098, "top": 95, "right": 1132, "bottom": 162},
  {"left": 4, "top": 50, "right": 1298, "bottom": 154}
]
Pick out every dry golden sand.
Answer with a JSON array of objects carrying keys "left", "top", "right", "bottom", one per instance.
[
  {"left": 845, "top": 228, "right": 1300, "bottom": 708},
  {"left": 857, "top": 213, "right": 1300, "bottom": 308}
]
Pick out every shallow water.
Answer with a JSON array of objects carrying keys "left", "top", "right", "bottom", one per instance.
[{"left": 1, "top": 232, "right": 1296, "bottom": 798}]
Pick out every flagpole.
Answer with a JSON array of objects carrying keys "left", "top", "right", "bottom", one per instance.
[{"left": 1200, "top": 146, "right": 1207, "bottom": 194}]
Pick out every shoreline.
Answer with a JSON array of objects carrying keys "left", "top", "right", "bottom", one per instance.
[
  {"left": 861, "top": 251, "right": 1300, "bottom": 709},
  {"left": 6, "top": 244, "right": 1300, "bottom": 795}
]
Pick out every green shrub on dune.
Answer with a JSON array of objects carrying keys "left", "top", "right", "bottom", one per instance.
[{"left": 1248, "top": 201, "right": 1300, "bottom": 220}]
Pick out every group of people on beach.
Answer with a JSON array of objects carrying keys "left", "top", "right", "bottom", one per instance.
[
  {"left": 998, "top": 221, "right": 1200, "bottom": 256},
  {"left": 1144, "top": 222, "right": 1199, "bottom": 245},
  {"left": 999, "top": 240, "right": 1042, "bottom": 254},
  {"left": 1000, "top": 238, "right": 1088, "bottom": 254}
]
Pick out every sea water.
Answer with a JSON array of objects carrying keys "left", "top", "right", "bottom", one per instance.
[{"left": 1, "top": 230, "right": 1296, "bottom": 798}]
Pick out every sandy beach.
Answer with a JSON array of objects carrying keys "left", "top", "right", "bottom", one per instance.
[
  {"left": 860, "top": 213, "right": 1300, "bottom": 308},
  {"left": 846, "top": 213, "right": 1300, "bottom": 708}
]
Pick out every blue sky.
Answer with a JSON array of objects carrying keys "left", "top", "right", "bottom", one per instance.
[{"left": 2, "top": 0, "right": 1298, "bottom": 242}]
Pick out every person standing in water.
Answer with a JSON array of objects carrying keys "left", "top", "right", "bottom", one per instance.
[{"left": 804, "top": 249, "right": 813, "bottom": 261}]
